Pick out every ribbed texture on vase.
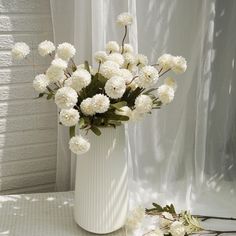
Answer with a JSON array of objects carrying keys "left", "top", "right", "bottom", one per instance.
[{"left": 74, "top": 126, "right": 128, "bottom": 234}]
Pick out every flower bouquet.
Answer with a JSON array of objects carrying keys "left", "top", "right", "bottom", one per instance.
[
  {"left": 12, "top": 12, "right": 187, "bottom": 234},
  {"left": 12, "top": 12, "right": 186, "bottom": 155}
]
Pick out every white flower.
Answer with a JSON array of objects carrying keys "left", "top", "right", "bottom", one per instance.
[
  {"left": 55, "top": 87, "right": 78, "bottom": 109},
  {"left": 145, "top": 228, "right": 164, "bottom": 236},
  {"left": 118, "top": 69, "right": 133, "bottom": 83},
  {"left": 46, "top": 65, "right": 65, "bottom": 83},
  {"left": 66, "top": 69, "right": 91, "bottom": 92},
  {"left": 159, "top": 212, "right": 174, "bottom": 228},
  {"left": 135, "top": 54, "right": 148, "bottom": 67},
  {"left": 107, "top": 53, "right": 124, "bottom": 66},
  {"left": 115, "top": 106, "right": 132, "bottom": 120},
  {"left": 92, "top": 94, "right": 110, "bottom": 113},
  {"left": 12, "top": 42, "right": 30, "bottom": 60},
  {"left": 138, "top": 66, "right": 159, "bottom": 88},
  {"left": 69, "top": 135, "right": 90, "bottom": 155},
  {"left": 125, "top": 207, "right": 145, "bottom": 231},
  {"left": 57, "top": 42, "right": 76, "bottom": 61},
  {"left": 38, "top": 40, "right": 55, "bottom": 57},
  {"left": 123, "top": 53, "right": 136, "bottom": 68},
  {"left": 100, "top": 61, "right": 120, "bottom": 79},
  {"left": 157, "top": 54, "right": 175, "bottom": 70},
  {"left": 121, "top": 44, "right": 134, "bottom": 54},
  {"left": 51, "top": 58, "right": 68, "bottom": 70},
  {"left": 59, "top": 108, "right": 80, "bottom": 127},
  {"left": 157, "top": 84, "right": 175, "bottom": 104},
  {"left": 169, "top": 221, "right": 186, "bottom": 236},
  {"left": 80, "top": 98, "right": 96, "bottom": 116},
  {"left": 117, "top": 12, "right": 133, "bottom": 26},
  {"left": 164, "top": 77, "right": 177, "bottom": 91},
  {"left": 105, "top": 76, "right": 126, "bottom": 99},
  {"left": 33, "top": 74, "right": 49, "bottom": 93},
  {"left": 135, "top": 95, "right": 153, "bottom": 113},
  {"left": 94, "top": 51, "right": 108, "bottom": 63},
  {"left": 172, "top": 56, "right": 187, "bottom": 74},
  {"left": 106, "top": 41, "right": 120, "bottom": 53}
]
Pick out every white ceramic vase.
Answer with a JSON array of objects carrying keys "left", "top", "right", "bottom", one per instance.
[{"left": 74, "top": 126, "right": 128, "bottom": 234}]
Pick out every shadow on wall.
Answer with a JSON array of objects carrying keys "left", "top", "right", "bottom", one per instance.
[{"left": 0, "top": 0, "right": 57, "bottom": 194}]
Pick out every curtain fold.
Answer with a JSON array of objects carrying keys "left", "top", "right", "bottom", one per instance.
[{"left": 50, "top": 0, "right": 236, "bottom": 216}]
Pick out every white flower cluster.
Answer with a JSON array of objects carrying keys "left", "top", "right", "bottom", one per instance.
[
  {"left": 80, "top": 94, "right": 110, "bottom": 116},
  {"left": 157, "top": 84, "right": 175, "bottom": 105},
  {"left": 169, "top": 221, "right": 186, "bottom": 236},
  {"left": 56, "top": 42, "right": 76, "bottom": 61},
  {"left": 158, "top": 54, "right": 187, "bottom": 74},
  {"left": 65, "top": 69, "right": 91, "bottom": 92},
  {"left": 51, "top": 58, "right": 68, "bottom": 70},
  {"left": 55, "top": 87, "right": 78, "bottom": 109},
  {"left": 12, "top": 42, "right": 30, "bottom": 60},
  {"left": 126, "top": 209, "right": 187, "bottom": 236},
  {"left": 105, "top": 76, "right": 126, "bottom": 99},
  {"left": 33, "top": 74, "right": 49, "bottom": 93},
  {"left": 138, "top": 66, "right": 159, "bottom": 88},
  {"left": 94, "top": 51, "right": 107, "bottom": 63},
  {"left": 100, "top": 61, "right": 120, "bottom": 79},
  {"left": 135, "top": 95, "right": 153, "bottom": 113},
  {"left": 38, "top": 40, "right": 55, "bottom": 57},
  {"left": 59, "top": 108, "right": 80, "bottom": 127},
  {"left": 69, "top": 135, "right": 90, "bottom": 155},
  {"left": 117, "top": 12, "right": 133, "bottom": 26},
  {"left": 46, "top": 65, "right": 65, "bottom": 83}
]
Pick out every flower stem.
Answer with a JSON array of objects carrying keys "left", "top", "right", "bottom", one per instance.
[
  {"left": 151, "top": 63, "right": 159, "bottom": 67},
  {"left": 159, "top": 68, "right": 171, "bottom": 77},
  {"left": 98, "top": 62, "right": 101, "bottom": 73},
  {"left": 71, "top": 58, "right": 77, "bottom": 68},
  {"left": 126, "top": 75, "right": 138, "bottom": 85},
  {"left": 121, "top": 26, "right": 128, "bottom": 54},
  {"left": 194, "top": 230, "right": 236, "bottom": 235},
  {"left": 193, "top": 215, "right": 236, "bottom": 222}
]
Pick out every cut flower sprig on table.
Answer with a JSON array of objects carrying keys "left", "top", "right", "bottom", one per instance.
[
  {"left": 11, "top": 12, "right": 187, "bottom": 155},
  {"left": 126, "top": 203, "right": 236, "bottom": 236}
]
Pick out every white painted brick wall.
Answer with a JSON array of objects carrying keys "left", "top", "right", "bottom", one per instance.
[{"left": 0, "top": 0, "right": 57, "bottom": 194}]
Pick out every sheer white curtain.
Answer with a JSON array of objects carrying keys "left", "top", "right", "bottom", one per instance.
[{"left": 51, "top": 0, "right": 236, "bottom": 216}]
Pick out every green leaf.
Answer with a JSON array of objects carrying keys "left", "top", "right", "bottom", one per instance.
[
  {"left": 46, "top": 94, "right": 53, "bottom": 100},
  {"left": 97, "top": 73, "right": 108, "bottom": 83},
  {"left": 83, "top": 73, "right": 105, "bottom": 98},
  {"left": 69, "top": 126, "right": 76, "bottom": 138},
  {"left": 90, "top": 126, "right": 101, "bottom": 136},
  {"left": 79, "top": 118, "right": 85, "bottom": 128},
  {"left": 170, "top": 204, "right": 176, "bottom": 214},
  {"left": 152, "top": 203, "right": 163, "bottom": 212},
  {"left": 107, "top": 114, "right": 129, "bottom": 121},
  {"left": 108, "top": 120, "right": 122, "bottom": 126},
  {"left": 145, "top": 207, "right": 157, "bottom": 213},
  {"left": 111, "top": 101, "right": 127, "bottom": 109},
  {"left": 123, "top": 87, "right": 144, "bottom": 106},
  {"left": 34, "top": 93, "right": 45, "bottom": 99},
  {"left": 72, "top": 64, "right": 77, "bottom": 72},
  {"left": 84, "top": 61, "right": 90, "bottom": 73}
]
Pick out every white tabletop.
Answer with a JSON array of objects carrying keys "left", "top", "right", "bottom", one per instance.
[{"left": 0, "top": 191, "right": 126, "bottom": 236}]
